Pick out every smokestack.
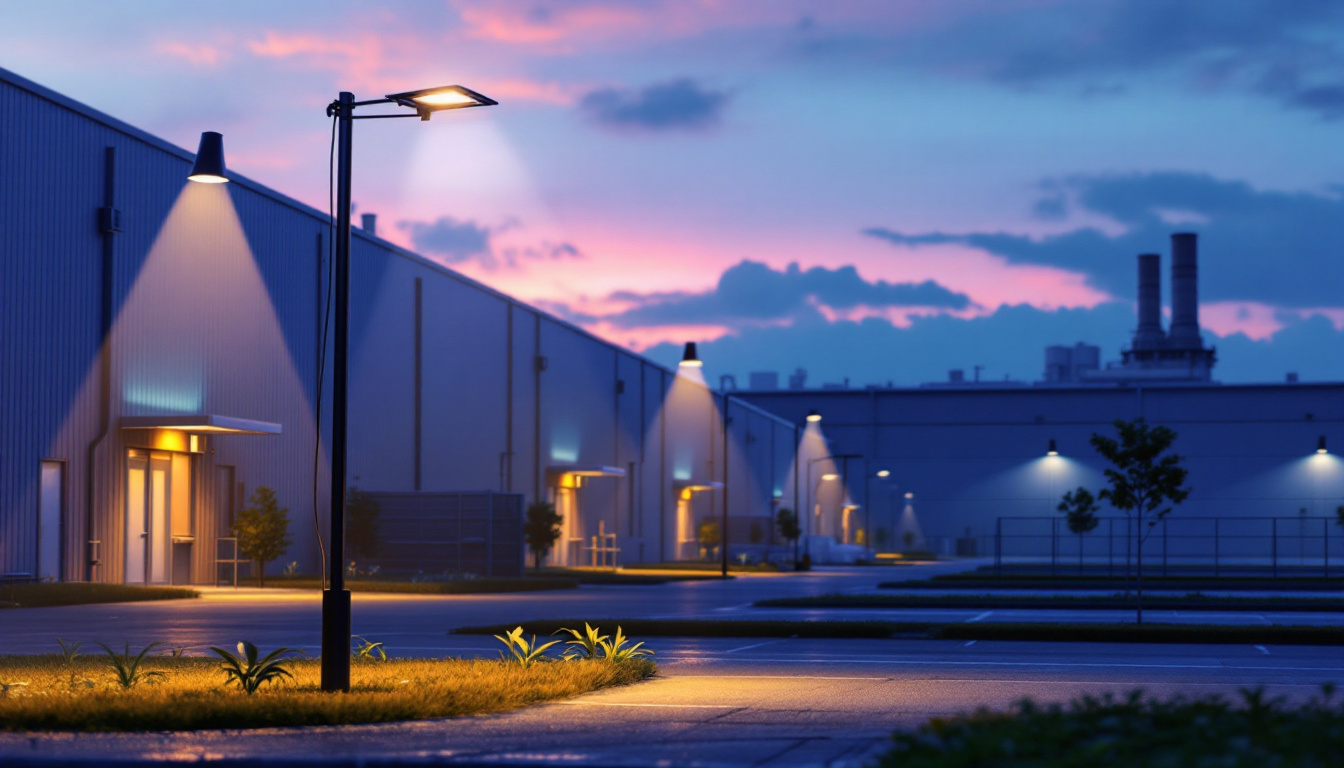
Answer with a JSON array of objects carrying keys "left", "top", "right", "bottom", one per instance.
[
  {"left": 1132, "top": 253, "right": 1164, "bottom": 350},
  {"left": 1168, "top": 232, "right": 1201, "bottom": 349},
  {"left": 361, "top": 213, "right": 377, "bottom": 236}
]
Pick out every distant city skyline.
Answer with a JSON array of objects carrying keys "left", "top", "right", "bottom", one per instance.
[{"left": 4, "top": 0, "right": 1342, "bottom": 384}]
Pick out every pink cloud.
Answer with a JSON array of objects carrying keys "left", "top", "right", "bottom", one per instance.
[{"left": 155, "top": 40, "right": 226, "bottom": 67}]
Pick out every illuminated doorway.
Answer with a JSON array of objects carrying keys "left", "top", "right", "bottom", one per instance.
[{"left": 125, "top": 450, "right": 193, "bottom": 584}]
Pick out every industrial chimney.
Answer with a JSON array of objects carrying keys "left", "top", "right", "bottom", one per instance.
[
  {"left": 1168, "top": 233, "right": 1201, "bottom": 350},
  {"left": 1132, "top": 253, "right": 1165, "bottom": 350}
]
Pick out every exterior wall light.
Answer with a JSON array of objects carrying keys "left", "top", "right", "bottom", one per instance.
[
  {"left": 821, "top": 473, "right": 839, "bottom": 481},
  {"left": 1318, "top": 436, "right": 1328, "bottom": 454},
  {"left": 904, "top": 492, "right": 914, "bottom": 500},
  {"left": 876, "top": 470, "right": 890, "bottom": 478},
  {"left": 679, "top": 342, "right": 702, "bottom": 367},
  {"left": 1047, "top": 439, "right": 1059, "bottom": 456},
  {"left": 806, "top": 410, "right": 822, "bottom": 423},
  {"left": 187, "top": 131, "right": 228, "bottom": 183}
]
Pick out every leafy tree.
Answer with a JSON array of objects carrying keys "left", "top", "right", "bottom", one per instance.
[
  {"left": 697, "top": 518, "right": 721, "bottom": 560},
  {"left": 233, "top": 486, "right": 292, "bottom": 587},
  {"left": 346, "top": 487, "right": 381, "bottom": 567},
  {"left": 524, "top": 501, "right": 562, "bottom": 570},
  {"left": 1058, "top": 486, "right": 1101, "bottom": 574},
  {"left": 902, "top": 530, "right": 916, "bottom": 551},
  {"left": 1091, "top": 419, "right": 1191, "bottom": 624},
  {"left": 874, "top": 526, "right": 890, "bottom": 550},
  {"left": 776, "top": 508, "right": 801, "bottom": 566}
]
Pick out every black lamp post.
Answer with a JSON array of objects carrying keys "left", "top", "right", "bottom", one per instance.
[{"left": 322, "top": 85, "right": 495, "bottom": 693}]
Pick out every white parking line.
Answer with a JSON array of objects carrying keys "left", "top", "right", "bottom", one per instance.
[
  {"left": 558, "top": 701, "right": 737, "bottom": 709},
  {"left": 966, "top": 611, "right": 993, "bottom": 623},
  {"left": 725, "top": 640, "right": 780, "bottom": 654}
]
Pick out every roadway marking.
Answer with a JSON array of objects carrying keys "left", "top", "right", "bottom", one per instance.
[
  {"left": 673, "top": 675, "right": 888, "bottom": 681},
  {"left": 964, "top": 640, "right": 977, "bottom": 647},
  {"left": 966, "top": 611, "right": 993, "bottom": 623},
  {"left": 725, "top": 640, "right": 780, "bottom": 654},
  {"left": 1254, "top": 645, "right": 1270, "bottom": 655},
  {"left": 558, "top": 701, "right": 737, "bottom": 709},
  {"left": 663, "top": 656, "right": 1344, "bottom": 673}
]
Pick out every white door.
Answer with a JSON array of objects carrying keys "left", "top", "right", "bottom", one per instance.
[
  {"left": 126, "top": 452, "right": 172, "bottom": 584},
  {"left": 39, "top": 462, "right": 63, "bottom": 581},
  {"left": 126, "top": 455, "right": 148, "bottom": 583}
]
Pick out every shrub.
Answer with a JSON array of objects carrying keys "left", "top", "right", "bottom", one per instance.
[
  {"left": 233, "top": 487, "right": 292, "bottom": 587},
  {"left": 210, "top": 641, "right": 300, "bottom": 695}
]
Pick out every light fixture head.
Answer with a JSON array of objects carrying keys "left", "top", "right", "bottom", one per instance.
[
  {"left": 386, "top": 85, "right": 497, "bottom": 120},
  {"left": 821, "top": 473, "right": 839, "bottom": 481},
  {"left": 805, "top": 409, "right": 822, "bottom": 423},
  {"left": 876, "top": 470, "right": 890, "bottom": 478},
  {"left": 1047, "top": 438, "right": 1059, "bottom": 456},
  {"left": 904, "top": 492, "right": 914, "bottom": 500},
  {"left": 1318, "top": 435, "right": 1328, "bottom": 454},
  {"left": 187, "top": 131, "right": 228, "bottom": 183},
  {"left": 679, "top": 341, "right": 702, "bottom": 367}
]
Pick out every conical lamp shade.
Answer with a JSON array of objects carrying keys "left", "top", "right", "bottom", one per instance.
[
  {"left": 680, "top": 342, "right": 701, "bottom": 367},
  {"left": 188, "top": 131, "right": 228, "bottom": 183}
]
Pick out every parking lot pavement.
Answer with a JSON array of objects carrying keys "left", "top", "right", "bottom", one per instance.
[{"left": 2, "top": 637, "right": 1339, "bottom": 767}]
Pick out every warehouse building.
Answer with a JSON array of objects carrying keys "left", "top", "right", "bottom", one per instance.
[{"left": 0, "top": 67, "right": 799, "bottom": 584}]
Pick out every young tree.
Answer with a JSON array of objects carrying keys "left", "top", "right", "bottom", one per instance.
[
  {"left": 1058, "top": 486, "right": 1100, "bottom": 574},
  {"left": 776, "top": 508, "right": 801, "bottom": 567},
  {"left": 874, "top": 526, "right": 890, "bottom": 550},
  {"left": 697, "top": 518, "right": 721, "bottom": 560},
  {"left": 346, "top": 487, "right": 381, "bottom": 567},
  {"left": 233, "top": 486, "right": 292, "bottom": 588},
  {"left": 902, "top": 530, "right": 916, "bottom": 552},
  {"left": 1091, "top": 419, "right": 1191, "bottom": 624},
  {"left": 524, "top": 501, "right": 562, "bottom": 570}
]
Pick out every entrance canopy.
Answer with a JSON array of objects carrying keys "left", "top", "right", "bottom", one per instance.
[
  {"left": 547, "top": 464, "right": 625, "bottom": 489},
  {"left": 120, "top": 414, "right": 282, "bottom": 435}
]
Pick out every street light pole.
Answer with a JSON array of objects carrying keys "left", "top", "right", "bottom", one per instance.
[
  {"left": 322, "top": 91, "right": 355, "bottom": 694},
  {"left": 320, "top": 85, "right": 495, "bottom": 694},
  {"left": 721, "top": 392, "right": 730, "bottom": 579}
]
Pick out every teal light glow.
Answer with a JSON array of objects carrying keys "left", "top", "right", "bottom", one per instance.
[
  {"left": 550, "top": 446, "right": 579, "bottom": 463},
  {"left": 122, "top": 382, "right": 203, "bottom": 413}
]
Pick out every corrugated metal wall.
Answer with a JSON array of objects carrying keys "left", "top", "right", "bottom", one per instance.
[{"left": 0, "top": 65, "right": 801, "bottom": 580}]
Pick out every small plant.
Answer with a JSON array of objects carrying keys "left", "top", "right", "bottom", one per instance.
[
  {"left": 598, "top": 626, "right": 653, "bottom": 662},
  {"left": 95, "top": 641, "right": 166, "bottom": 690},
  {"left": 283, "top": 560, "right": 299, "bottom": 576},
  {"left": 210, "top": 641, "right": 300, "bottom": 695},
  {"left": 556, "top": 623, "right": 607, "bottom": 660},
  {"left": 167, "top": 645, "right": 189, "bottom": 658},
  {"left": 0, "top": 681, "right": 29, "bottom": 697},
  {"left": 56, "top": 638, "right": 82, "bottom": 664},
  {"left": 494, "top": 626, "right": 561, "bottom": 667},
  {"left": 352, "top": 635, "right": 387, "bottom": 662},
  {"left": 525, "top": 501, "right": 563, "bottom": 570}
]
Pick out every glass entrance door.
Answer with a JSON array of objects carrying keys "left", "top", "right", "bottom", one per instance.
[{"left": 125, "top": 451, "right": 171, "bottom": 584}]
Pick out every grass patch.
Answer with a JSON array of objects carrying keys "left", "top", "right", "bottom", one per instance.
[
  {"left": 457, "top": 620, "right": 1344, "bottom": 646},
  {"left": 262, "top": 576, "right": 577, "bottom": 594},
  {"left": 877, "top": 688, "right": 1344, "bottom": 767},
  {"left": 456, "top": 619, "right": 905, "bottom": 639},
  {"left": 0, "top": 653, "right": 655, "bottom": 731},
  {"left": 0, "top": 583, "right": 197, "bottom": 610},
  {"left": 759, "top": 593, "right": 1344, "bottom": 612}
]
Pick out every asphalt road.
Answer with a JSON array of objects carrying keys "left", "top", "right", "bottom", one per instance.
[{"left": 2, "top": 637, "right": 1340, "bottom": 767}]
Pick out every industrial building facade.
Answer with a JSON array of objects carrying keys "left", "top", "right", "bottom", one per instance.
[{"left": 0, "top": 67, "right": 799, "bottom": 584}]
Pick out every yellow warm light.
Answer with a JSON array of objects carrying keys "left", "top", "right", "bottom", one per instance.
[
  {"left": 876, "top": 470, "right": 890, "bottom": 478},
  {"left": 821, "top": 473, "right": 839, "bottom": 481},
  {"left": 679, "top": 359, "right": 703, "bottom": 367},
  {"left": 186, "top": 173, "right": 228, "bottom": 184},
  {"left": 413, "top": 90, "right": 481, "bottom": 107},
  {"left": 806, "top": 413, "right": 822, "bottom": 422}
]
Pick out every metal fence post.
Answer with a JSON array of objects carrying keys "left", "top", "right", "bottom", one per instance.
[
  {"left": 1051, "top": 517, "right": 1058, "bottom": 575},
  {"left": 1162, "top": 519, "right": 1168, "bottom": 577},
  {"left": 1108, "top": 518, "right": 1113, "bottom": 578},
  {"left": 1272, "top": 518, "right": 1278, "bottom": 579},
  {"left": 1324, "top": 518, "right": 1330, "bottom": 578},
  {"left": 995, "top": 517, "right": 1002, "bottom": 574},
  {"left": 1214, "top": 518, "right": 1220, "bottom": 578}
]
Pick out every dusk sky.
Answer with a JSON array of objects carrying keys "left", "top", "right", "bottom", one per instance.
[{"left": 5, "top": 1, "right": 1342, "bottom": 386}]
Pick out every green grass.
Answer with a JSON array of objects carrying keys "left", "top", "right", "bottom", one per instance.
[
  {"left": 759, "top": 593, "right": 1344, "bottom": 612},
  {"left": 877, "top": 688, "right": 1344, "bottom": 767},
  {"left": 0, "top": 583, "right": 198, "bottom": 609},
  {"left": 261, "top": 576, "right": 578, "bottom": 594},
  {"left": 456, "top": 620, "right": 1344, "bottom": 645},
  {"left": 0, "top": 653, "right": 655, "bottom": 731}
]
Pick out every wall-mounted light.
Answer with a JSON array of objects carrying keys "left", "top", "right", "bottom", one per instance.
[
  {"left": 679, "top": 342, "right": 702, "bottom": 368},
  {"left": 806, "top": 409, "right": 822, "bottom": 423},
  {"left": 904, "top": 492, "right": 914, "bottom": 500},
  {"left": 187, "top": 131, "right": 228, "bottom": 183},
  {"left": 1318, "top": 435, "right": 1328, "bottom": 454},
  {"left": 876, "top": 469, "right": 890, "bottom": 478},
  {"left": 821, "top": 473, "right": 839, "bottom": 481},
  {"left": 1047, "top": 439, "right": 1059, "bottom": 456}
]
